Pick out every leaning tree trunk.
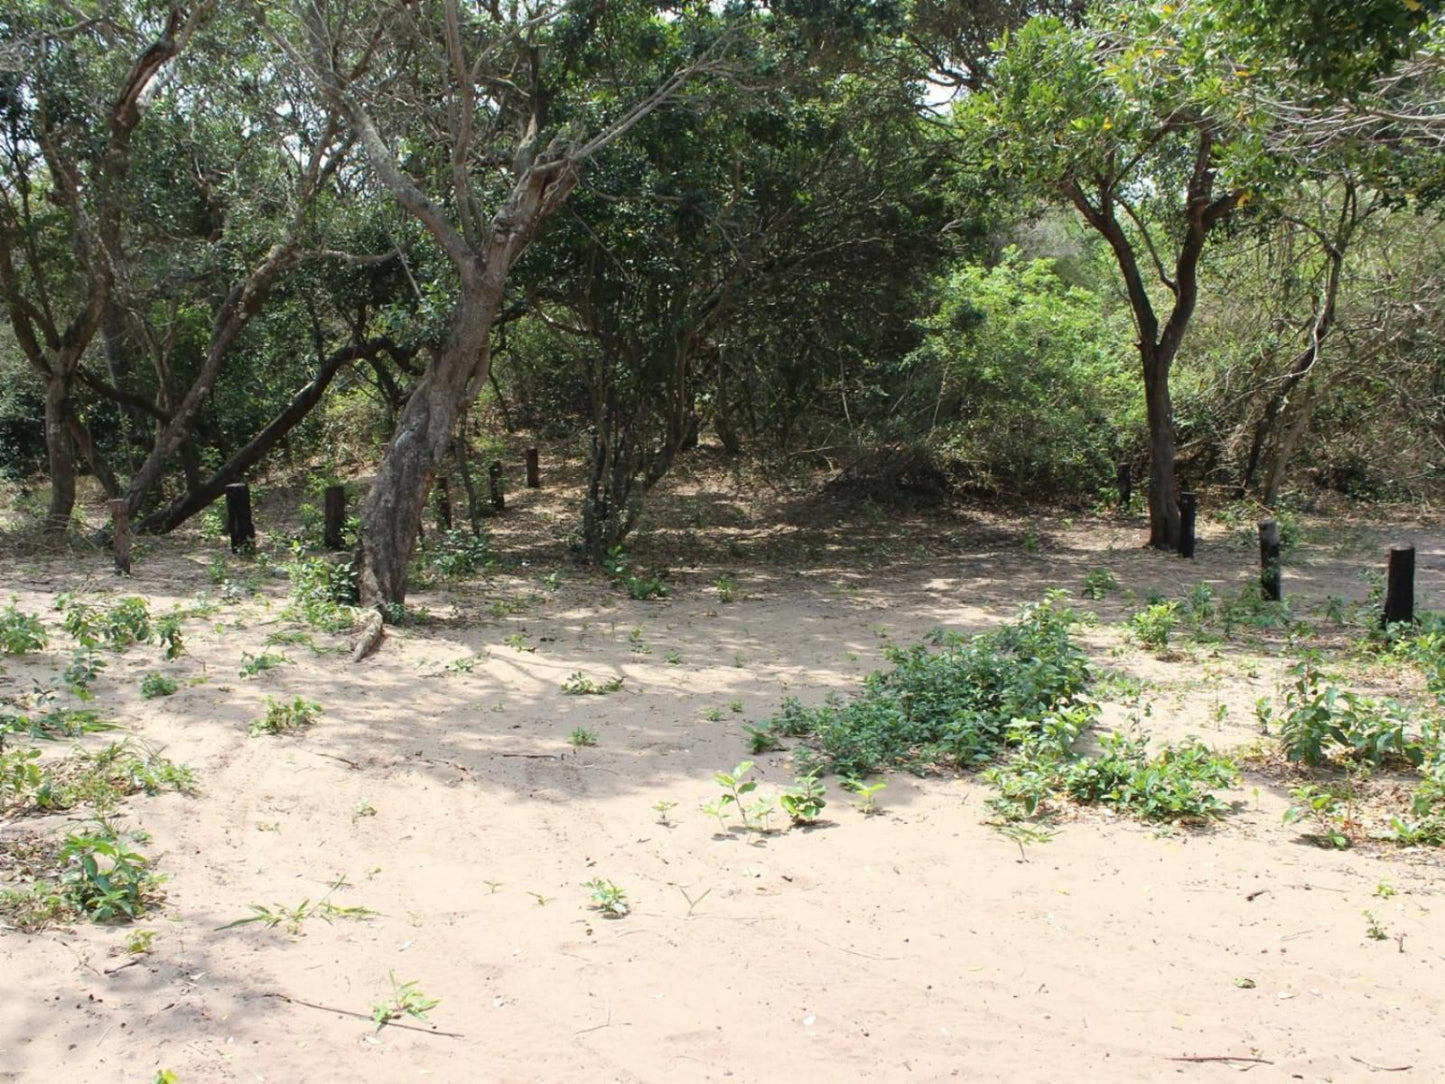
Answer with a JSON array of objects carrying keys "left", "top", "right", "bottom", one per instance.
[
  {"left": 356, "top": 295, "right": 501, "bottom": 606},
  {"left": 1142, "top": 344, "right": 1181, "bottom": 550}
]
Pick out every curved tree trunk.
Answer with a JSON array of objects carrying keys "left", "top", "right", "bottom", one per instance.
[{"left": 356, "top": 297, "right": 500, "bottom": 606}]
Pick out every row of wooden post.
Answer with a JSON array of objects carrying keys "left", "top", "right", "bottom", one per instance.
[
  {"left": 111, "top": 447, "right": 544, "bottom": 570},
  {"left": 1121, "top": 466, "right": 1417, "bottom": 626}
]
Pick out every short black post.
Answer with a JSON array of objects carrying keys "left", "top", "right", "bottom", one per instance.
[
  {"left": 488, "top": 461, "right": 505, "bottom": 512},
  {"left": 525, "top": 447, "right": 541, "bottom": 489},
  {"left": 225, "top": 482, "right": 255, "bottom": 553},
  {"left": 1258, "top": 519, "right": 1282, "bottom": 602},
  {"left": 436, "top": 476, "right": 453, "bottom": 531},
  {"left": 1383, "top": 545, "right": 1416, "bottom": 628},
  {"left": 111, "top": 499, "right": 131, "bottom": 576},
  {"left": 1116, "top": 463, "right": 1132, "bottom": 509},
  {"left": 323, "top": 484, "right": 346, "bottom": 550},
  {"left": 1178, "top": 492, "right": 1197, "bottom": 559}
]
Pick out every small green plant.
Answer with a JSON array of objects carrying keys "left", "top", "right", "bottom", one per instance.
[
  {"left": 1271, "top": 658, "right": 1421, "bottom": 768},
  {"left": 1283, "top": 781, "right": 1356, "bottom": 849},
  {"left": 779, "top": 773, "right": 828, "bottom": 825},
  {"left": 284, "top": 553, "right": 359, "bottom": 632},
  {"left": 371, "top": 973, "right": 440, "bottom": 1030},
  {"left": 502, "top": 633, "right": 534, "bottom": 652},
  {"left": 1081, "top": 568, "right": 1118, "bottom": 601},
  {"left": 0, "top": 601, "right": 48, "bottom": 654},
  {"left": 652, "top": 799, "right": 678, "bottom": 826},
  {"left": 1374, "top": 880, "right": 1397, "bottom": 899},
  {"left": 744, "top": 724, "right": 782, "bottom": 754},
  {"left": 62, "top": 649, "right": 107, "bottom": 700},
  {"left": 568, "top": 727, "right": 598, "bottom": 747},
  {"left": 664, "top": 649, "right": 682, "bottom": 665},
  {"left": 1363, "top": 910, "right": 1388, "bottom": 941},
  {"left": 628, "top": 627, "right": 651, "bottom": 655},
  {"left": 239, "top": 651, "right": 290, "bottom": 678},
  {"left": 1128, "top": 602, "right": 1179, "bottom": 652},
  {"left": 844, "top": 777, "right": 888, "bottom": 815},
  {"left": 710, "top": 760, "right": 774, "bottom": 832},
  {"left": 219, "top": 880, "right": 374, "bottom": 934},
  {"left": 729, "top": 700, "right": 744, "bottom": 714},
  {"left": 583, "top": 878, "right": 631, "bottom": 918},
  {"left": 625, "top": 574, "right": 668, "bottom": 601},
  {"left": 427, "top": 528, "right": 492, "bottom": 580},
  {"left": 561, "top": 671, "right": 624, "bottom": 695},
  {"left": 528, "top": 891, "right": 554, "bottom": 906},
  {"left": 156, "top": 615, "right": 185, "bottom": 660},
  {"left": 249, "top": 696, "right": 322, "bottom": 737},
  {"left": 140, "top": 673, "right": 178, "bottom": 700},
  {"left": 124, "top": 928, "right": 157, "bottom": 954},
  {"left": 702, "top": 706, "right": 723, "bottom": 722},
  {"left": 58, "top": 819, "right": 163, "bottom": 922},
  {"left": 714, "top": 576, "right": 737, "bottom": 603}
]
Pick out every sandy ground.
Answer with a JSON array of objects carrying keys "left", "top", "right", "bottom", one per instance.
[{"left": 2, "top": 473, "right": 1444, "bottom": 1083}]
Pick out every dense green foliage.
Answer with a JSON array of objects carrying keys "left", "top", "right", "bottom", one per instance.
[
  {"left": 3, "top": 1, "right": 1445, "bottom": 566},
  {"left": 763, "top": 594, "right": 1092, "bottom": 777}
]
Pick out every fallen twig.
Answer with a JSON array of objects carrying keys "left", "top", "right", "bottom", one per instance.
[
  {"left": 1169, "top": 1055, "right": 1274, "bottom": 1065},
  {"left": 1350, "top": 1055, "right": 1413, "bottom": 1072},
  {"left": 498, "top": 752, "right": 563, "bottom": 760},
  {"left": 1245, "top": 889, "right": 1269, "bottom": 902},
  {"left": 261, "top": 992, "right": 464, "bottom": 1039}
]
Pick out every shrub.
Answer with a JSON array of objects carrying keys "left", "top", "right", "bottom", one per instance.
[
  {"left": 0, "top": 602, "right": 47, "bottom": 654},
  {"left": 761, "top": 593, "right": 1092, "bottom": 777}
]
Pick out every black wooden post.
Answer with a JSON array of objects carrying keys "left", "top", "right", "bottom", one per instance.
[
  {"left": 1116, "top": 463, "right": 1132, "bottom": 509},
  {"left": 1178, "top": 492, "right": 1197, "bottom": 559},
  {"left": 1383, "top": 545, "right": 1416, "bottom": 627},
  {"left": 525, "top": 447, "right": 541, "bottom": 489},
  {"left": 436, "top": 476, "right": 453, "bottom": 531},
  {"left": 488, "top": 461, "right": 505, "bottom": 512},
  {"left": 111, "top": 499, "right": 131, "bottom": 576},
  {"left": 225, "top": 483, "right": 255, "bottom": 553},
  {"left": 323, "top": 485, "right": 346, "bottom": 550},
  {"left": 1258, "top": 519, "right": 1281, "bottom": 602}
]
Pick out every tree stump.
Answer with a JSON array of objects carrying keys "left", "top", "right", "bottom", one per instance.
[
  {"left": 111, "top": 499, "right": 131, "bottom": 576},
  {"left": 225, "top": 483, "right": 256, "bottom": 553},
  {"left": 1258, "top": 519, "right": 1281, "bottom": 602},
  {"left": 1178, "top": 492, "right": 1197, "bottom": 559},
  {"left": 1116, "top": 463, "right": 1132, "bottom": 509},
  {"left": 526, "top": 447, "right": 541, "bottom": 489},
  {"left": 1383, "top": 545, "right": 1416, "bottom": 627},
  {"left": 323, "top": 485, "right": 346, "bottom": 550},
  {"left": 488, "top": 461, "right": 505, "bottom": 512}
]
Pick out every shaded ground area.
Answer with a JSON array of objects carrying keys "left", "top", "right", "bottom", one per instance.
[{"left": 2, "top": 460, "right": 1443, "bottom": 1082}]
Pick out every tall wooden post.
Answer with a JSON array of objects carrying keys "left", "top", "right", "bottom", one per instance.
[
  {"left": 1178, "top": 492, "right": 1197, "bottom": 559},
  {"left": 436, "top": 476, "right": 453, "bottom": 531},
  {"left": 1383, "top": 545, "right": 1416, "bottom": 627},
  {"left": 526, "top": 447, "right": 541, "bottom": 489},
  {"left": 225, "top": 483, "right": 255, "bottom": 553},
  {"left": 323, "top": 485, "right": 346, "bottom": 550},
  {"left": 488, "top": 461, "right": 505, "bottom": 512},
  {"left": 1258, "top": 519, "right": 1281, "bottom": 602},
  {"left": 111, "top": 499, "right": 131, "bottom": 576}
]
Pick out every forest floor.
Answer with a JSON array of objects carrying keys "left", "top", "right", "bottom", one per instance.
[{"left": 2, "top": 454, "right": 1444, "bottom": 1083}]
